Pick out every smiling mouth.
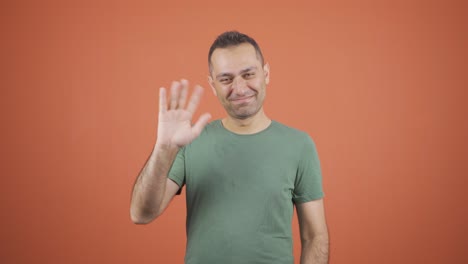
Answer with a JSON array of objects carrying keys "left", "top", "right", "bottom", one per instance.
[{"left": 230, "top": 95, "right": 255, "bottom": 102}]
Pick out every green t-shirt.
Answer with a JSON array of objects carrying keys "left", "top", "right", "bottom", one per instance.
[{"left": 168, "top": 120, "right": 324, "bottom": 264}]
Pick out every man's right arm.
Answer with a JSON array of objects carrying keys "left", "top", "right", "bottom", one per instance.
[
  {"left": 130, "top": 144, "right": 181, "bottom": 224},
  {"left": 129, "top": 79, "right": 211, "bottom": 225}
]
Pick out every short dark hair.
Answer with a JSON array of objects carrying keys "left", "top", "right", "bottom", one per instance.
[{"left": 208, "top": 31, "right": 264, "bottom": 73}]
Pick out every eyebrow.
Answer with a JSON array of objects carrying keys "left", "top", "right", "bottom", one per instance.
[{"left": 215, "top": 66, "right": 258, "bottom": 79}]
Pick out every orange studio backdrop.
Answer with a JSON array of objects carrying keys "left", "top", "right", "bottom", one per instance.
[{"left": 1, "top": 1, "right": 467, "bottom": 263}]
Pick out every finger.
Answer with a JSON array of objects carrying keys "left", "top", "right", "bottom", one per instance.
[
  {"left": 170, "top": 81, "right": 181, "bottom": 110},
  {"left": 159, "top": 87, "right": 167, "bottom": 113},
  {"left": 178, "top": 79, "right": 189, "bottom": 109},
  {"left": 191, "top": 113, "right": 212, "bottom": 138},
  {"left": 186, "top": 85, "right": 204, "bottom": 114}
]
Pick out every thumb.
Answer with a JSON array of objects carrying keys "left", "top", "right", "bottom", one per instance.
[{"left": 191, "top": 113, "right": 212, "bottom": 138}]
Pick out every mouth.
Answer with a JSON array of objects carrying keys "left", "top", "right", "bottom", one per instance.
[
  {"left": 230, "top": 95, "right": 254, "bottom": 103},
  {"left": 230, "top": 95, "right": 255, "bottom": 104}
]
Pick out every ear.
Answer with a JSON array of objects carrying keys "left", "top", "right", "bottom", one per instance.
[
  {"left": 207, "top": 75, "right": 217, "bottom": 96},
  {"left": 263, "top": 63, "right": 270, "bottom": 85}
]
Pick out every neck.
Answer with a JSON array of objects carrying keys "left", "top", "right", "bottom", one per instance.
[{"left": 222, "top": 108, "right": 271, "bottom": 135}]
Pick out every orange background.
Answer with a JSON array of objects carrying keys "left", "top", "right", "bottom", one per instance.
[{"left": 1, "top": 1, "right": 467, "bottom": 263}]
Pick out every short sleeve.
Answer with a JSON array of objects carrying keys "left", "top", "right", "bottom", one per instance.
[
  {"left": 168, "top": 147, "right": 186, "bottom": 195},
  {"left": 292, "top": 135, "right": 324, "bottom": 204}
]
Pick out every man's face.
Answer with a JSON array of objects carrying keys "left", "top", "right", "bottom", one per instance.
[{"left": 209, "top": 43, "right": 270, "bottom": 120}]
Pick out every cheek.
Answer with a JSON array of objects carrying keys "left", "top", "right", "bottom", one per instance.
[
  {"left": 248, "top": 79, "right": 264, "bottom": 91},
  {"left": 221, "top": 86, "right": 233, "bottom": 98}
]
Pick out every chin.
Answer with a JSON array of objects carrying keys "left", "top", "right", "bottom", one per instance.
[
  {"left": 234, "top": 114, "right": 253, "bottom": 120},
  {"left": 230, "top": 108, "right": 261, "bottom": 120}
]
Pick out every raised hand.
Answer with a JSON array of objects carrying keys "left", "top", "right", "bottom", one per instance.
[{"left": 156, "top": 79, "right": 211, "bottom": 148}]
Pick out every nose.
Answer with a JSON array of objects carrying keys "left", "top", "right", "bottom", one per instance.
[{"left": 231, "top": 76, "right": 248, "bottom": 95}]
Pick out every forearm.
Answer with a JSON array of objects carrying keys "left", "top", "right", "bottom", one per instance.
[
  {"left": 300, "top": 235, "right": 329, "bottom": 264},
  {"left": 130, "top": 143, "right": 179, "bottom": 223}
]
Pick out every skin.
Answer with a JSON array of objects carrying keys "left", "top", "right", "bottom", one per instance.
[
  {"left": 208, "top": 43, "right": 271, "bottom": 134},
  {"left": 130, "top": 80, "right": 211, "bottom": 224},
  {"left": 130, "top": 42, "right": 329, "bottom": 263}
]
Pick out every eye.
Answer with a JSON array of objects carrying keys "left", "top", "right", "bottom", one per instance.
[
  {"left": 219, "top": 78, "right": 232, "bottom": 83},
  {"left": 243, "top": 72, "right": 255, "bottom": 78}
]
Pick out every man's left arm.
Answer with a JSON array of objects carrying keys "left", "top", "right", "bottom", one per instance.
[{"left": 296, "top": 198, "right": 329, "bottom": 264}]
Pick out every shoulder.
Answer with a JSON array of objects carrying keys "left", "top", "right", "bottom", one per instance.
[
  {"left": 199, "top": 119, "right": 222, "bottom": 136},
  {"left": 186, "top": 119, "right": 223, "bottom": 148},
  {"left": 271, "top": 120, "right": 315, "bottom": 144}
]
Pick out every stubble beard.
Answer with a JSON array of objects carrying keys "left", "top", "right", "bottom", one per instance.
[{"left": 224, "top": 94, "right": 265, "bottom": 120}]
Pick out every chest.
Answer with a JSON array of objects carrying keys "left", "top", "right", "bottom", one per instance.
[{"left": 184, "top": 138, "right": 300, "bottom": 203}]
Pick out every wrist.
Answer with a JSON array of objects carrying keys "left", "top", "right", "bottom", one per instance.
[{"left": 154, "top": 141, "right": 180, "bottom": 152}]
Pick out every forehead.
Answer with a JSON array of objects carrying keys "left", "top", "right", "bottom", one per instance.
[{"left": 210, "top": 43, "right": 261, "bottom": 74}]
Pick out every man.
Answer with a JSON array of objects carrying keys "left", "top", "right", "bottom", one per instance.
[{"left": 130, "top": 31, "right": 329, "bottom": 264}]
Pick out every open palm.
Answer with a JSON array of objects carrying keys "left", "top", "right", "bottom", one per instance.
[{"left": 157, "top": 79, "right": 211, "bottom": 148}]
